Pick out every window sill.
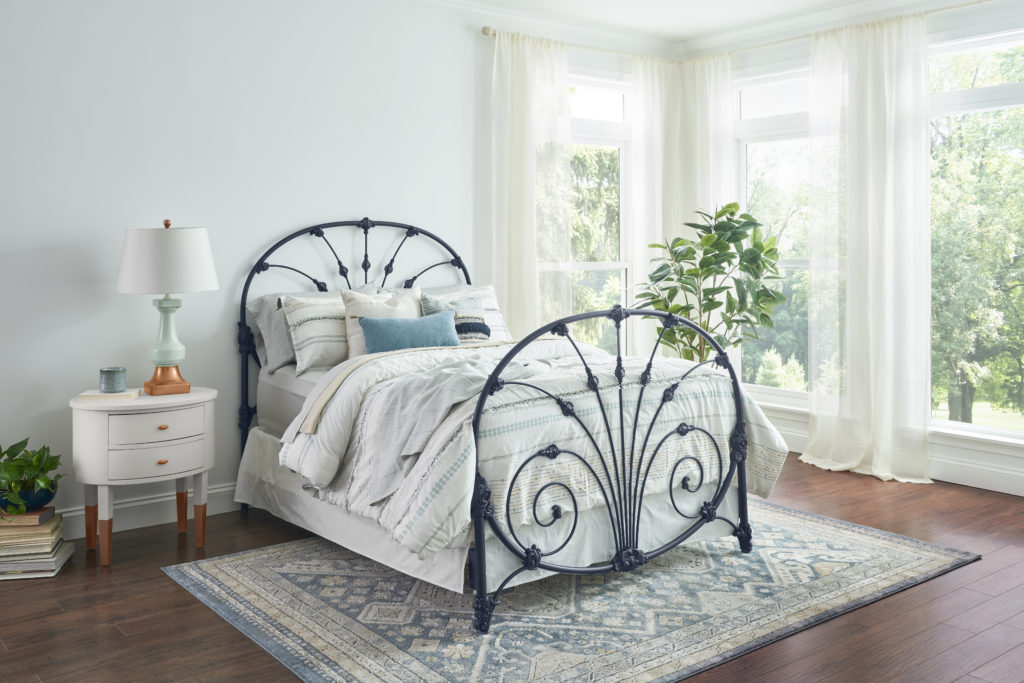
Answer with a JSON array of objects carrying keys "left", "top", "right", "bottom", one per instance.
[
  {"left": 928, "top": 421, "right": 1024, "bottom": 454},
  {"left": 745, "top": 390, "right": 1024, "bottom": 494}
]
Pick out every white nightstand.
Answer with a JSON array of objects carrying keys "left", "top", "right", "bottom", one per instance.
[{"left": 69, "top": 387, "right": 216, "bottom": 566}]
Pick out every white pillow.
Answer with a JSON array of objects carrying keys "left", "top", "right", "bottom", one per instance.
[
  {"left": 421, "top": 284, "right": 512, "bottom": 341},
  {"left": 246, "top": 291, "right": 339, "bottom": 372},
  {"left": 281, "top": 295, "right": 350, "bottom": 375},
  {"left": 342, "top": 287, "right": 422, "bottom": 358}
]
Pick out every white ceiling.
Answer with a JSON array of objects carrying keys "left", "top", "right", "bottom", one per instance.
[{"left": 433, "top": 0, "right": 948, "bottom": 45}]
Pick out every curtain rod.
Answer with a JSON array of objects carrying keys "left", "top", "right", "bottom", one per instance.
[
  {"left": 480, "top": 25, "right": 645, "bottom": 59},
  {"left": 480, "top": 0, "right": 995, "bottom": 58}
]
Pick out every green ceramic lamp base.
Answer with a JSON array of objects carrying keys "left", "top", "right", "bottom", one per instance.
[{"left": 145, "top": 296, "right": 191, "bottom": 395}]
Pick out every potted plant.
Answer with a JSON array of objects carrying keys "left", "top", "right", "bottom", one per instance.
[
  {"left": 635, "top": 203, "right": 785, "bottom": 361},
  {"left": 0, "top": 438, "right": 63, "bottom": 515}
]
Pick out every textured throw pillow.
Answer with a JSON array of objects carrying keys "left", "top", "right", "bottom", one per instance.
[
  {"left": 421, "top": 284, "right": 512, "bottom": 341},
  {"left": 246, "top": 291, "right": 339, "bottom": 372},
  {"left": 280, "top": 296, "right": 349, "bottom": 375},
  {"left": 341, "top": 287, "right": 422, "bottom": 358},
  {"left": 421, "top": 294, "right": 491, "bottom": 343},
  {"left": 359, "top": 310, "right": 460, "bottom": 354}
]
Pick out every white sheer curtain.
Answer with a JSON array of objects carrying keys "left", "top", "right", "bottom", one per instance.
[
  {"left": 629, "top": 54, "right": 734, "bottom": 349},
  {"left": 801, "top": 16, "right": 932, "bottom": 483},
  {"left": 490, "top": 32, "right": 572, "bottom": 339}
]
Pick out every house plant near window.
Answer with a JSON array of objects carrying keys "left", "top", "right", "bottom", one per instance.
[
  {"left": 0, "top": 438, "right": 63, "bottom": 515},
  {"left": 636, "top": 203, "right": 785, "bottom": 361}
]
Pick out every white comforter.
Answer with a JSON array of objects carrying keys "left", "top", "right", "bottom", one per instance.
[{"left": 279, "top": 340, "right": 788, "bottom": 558}]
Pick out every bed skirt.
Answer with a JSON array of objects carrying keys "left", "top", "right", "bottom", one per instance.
[{"left": 235, "top": 426, "right": 741, "bottom": 594}]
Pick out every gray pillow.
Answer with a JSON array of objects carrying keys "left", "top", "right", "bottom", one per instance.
[
  {"left": 421, "top": 294, "right": 491, "bottom": 343},
  {"left": 421, "top": 284, "right": 511, "bottom": 341},
  {"left": 245, "top": 291, "right": 339, "bottom": 372}
]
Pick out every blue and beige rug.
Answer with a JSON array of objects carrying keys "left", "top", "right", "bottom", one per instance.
[{"left": 164, "top": 500, "right": 978, "bottom": 682}]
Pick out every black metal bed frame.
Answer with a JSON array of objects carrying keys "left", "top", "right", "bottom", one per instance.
[
  {"left": 237, "top": 217, "right": 471, "bottom": 454},
  {"left": 237, "top": 219, "right": 751, "bottom": 637},
  {"left": 468, "top": 305, "right": 751, "bottom": 633}
]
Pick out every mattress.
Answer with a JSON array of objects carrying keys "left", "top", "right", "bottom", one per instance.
[{"left": 255, "top": 365, "right": 326, "bottom": 438}]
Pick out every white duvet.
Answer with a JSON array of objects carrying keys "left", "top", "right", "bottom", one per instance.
[{"left": 279, "top": 340, "right": 789, "bottom": 558}]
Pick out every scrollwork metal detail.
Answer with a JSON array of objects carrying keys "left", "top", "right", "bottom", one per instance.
[
  {"left": 607, "top": 304, "right": 628, "bottom": 324},
  {"left": 523, "top": 545, "right": 543, "bottom": 570},
  {"left": 556, "top": 398, "right": 575, "bottom": 417},
  {"left": 613, "top": 547, "right": 649, "bottom": 572},
  {"left": 699, "top": 501, "right": 717, "bottom": 523},
  {"left": 467, "top": 306, "right": 752, "bottom": 633},
  {"left": 472, "top": 474, "right": 494, "bottom": 520},
  {"left": 236, "top": 322, "right": 256, "bottom": 357},
  {"left": 730, "top": 426, "right": 748, "bottom": 463},
  {"left": 538, "top": 444, "right": 560, "bottom": 459}
]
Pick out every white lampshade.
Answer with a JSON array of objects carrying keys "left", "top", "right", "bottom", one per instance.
[{"left": 117, "top": 226, "right": 219, "bottom": 295}]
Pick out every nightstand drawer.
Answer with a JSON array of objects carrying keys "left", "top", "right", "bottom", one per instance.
[
  {"left": 108, "top": 406, "right": 204, "bottom": 445},
  {"left": 108, "top": 438, "right": 204, "bottom": 480}
]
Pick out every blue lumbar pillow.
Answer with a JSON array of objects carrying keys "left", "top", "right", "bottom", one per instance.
[{"left": 359, "top": 310, "right": 460, "bottom": 354}]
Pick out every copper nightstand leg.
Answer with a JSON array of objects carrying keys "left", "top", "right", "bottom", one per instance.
[
  {"left": 193, "top": 471, "right": 208, "bottom": 548},
  {"left": 175, "top": 478, "right": 188, "bottom": 534},
  {"left": 99, "top": 519, "right": 113, "bottom": 566}
]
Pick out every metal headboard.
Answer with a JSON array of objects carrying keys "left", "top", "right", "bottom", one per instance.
[{"left": 237, "top": 217, "right": 471, "bottom": 456}]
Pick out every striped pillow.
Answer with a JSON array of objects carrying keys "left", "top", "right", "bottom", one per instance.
[
  {"left": 281, "top": 296, "right": 348, "bottom": 374},
  {"left": 420, "top": 284, "right": 511, "bottom": 341},
  {"left": 421, "top": 294, "right": 491, "bottom": 343}
]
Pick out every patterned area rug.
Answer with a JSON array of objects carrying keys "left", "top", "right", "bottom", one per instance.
[{"left": 164, "top": 500, "right": 977, "bottom": 682}]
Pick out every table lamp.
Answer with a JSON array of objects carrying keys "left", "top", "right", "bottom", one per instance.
[{"left": 116, "top": 220, "right": 219, "bottom": 395}]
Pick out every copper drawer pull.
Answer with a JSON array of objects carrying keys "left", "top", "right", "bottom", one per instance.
[
  {"left": 157, "top": 459, "right": 169, "bottom": 465},
  {"left": 157, "top": 425, "right": 170, "bottom": 431}
]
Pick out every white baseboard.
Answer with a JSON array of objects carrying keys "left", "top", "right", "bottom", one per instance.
[
  {"left": 759, "top": 402, "right": 1024, "bottom": 497},
  {"left": 57, "top": 481, "right": 241, "bottom": 541},
  {"left": 760, "top": 403, "right": 809, "bottom": 453},
  {"left": 929, "top": 454, "right": 1024, "bottom": 497}
]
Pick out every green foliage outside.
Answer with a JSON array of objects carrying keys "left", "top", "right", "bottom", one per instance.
[
  {"left": 539, "top": 144, "right": 623, "bottom": 352},
  {"left": 755, "top": 347, "right": 808, "bottom": 391},
  {"left": 0, "top": 438, "right": 62, "bottom": 515},
  {"left": 930, "top": 45, "right": 1024, "bottom": 427},
  {"left": 739, "top": 139, "right": 811, "bottom": 388},
  {"left": 742, "top": 47, "right": 1024, "bottom": 432}
]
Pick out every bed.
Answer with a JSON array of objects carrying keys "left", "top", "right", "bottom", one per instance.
[{"left": 234, "top": 218, "right": 789, "bottom": 634}]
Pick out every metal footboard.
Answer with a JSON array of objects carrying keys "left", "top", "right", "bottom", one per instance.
[{"left": 469, "top": 305, "right": 751, "bottom": 633}]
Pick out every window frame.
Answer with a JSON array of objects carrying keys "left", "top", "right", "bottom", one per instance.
[
  {"left": 717, "top": 3, "right": 1024, "bottom": 494},
  {"left": 927, "top": 33, "right": 1024, "bottom": 440},
  {"left": 733, "top": 73, "right": 813, "bottom": 407},
  {"left": 538, "top": 72, "right": 634, "bottom": 349}
]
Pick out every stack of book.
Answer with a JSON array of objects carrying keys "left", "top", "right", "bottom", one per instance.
[{"left": 0, "top": 507, "right": 74, "bottom": 579}]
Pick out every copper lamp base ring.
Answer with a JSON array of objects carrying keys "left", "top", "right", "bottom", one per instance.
[{"left": 145, "top": 365, "right": 191, "bottom": 396}]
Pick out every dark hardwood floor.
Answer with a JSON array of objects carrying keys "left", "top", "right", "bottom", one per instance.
[{"left": 1, "top": 455, "right": 1022, "bottom": 682}]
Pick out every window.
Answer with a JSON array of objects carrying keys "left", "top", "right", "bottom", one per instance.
[
  {"left": 539, "top": 78, "right": 631, "bottom": 352},
  {"left": 929, "top": 38, "right": 1024, "bottom": 432},
  {"left": 734, "top": 77, "right": 812, "bottom": 393}
]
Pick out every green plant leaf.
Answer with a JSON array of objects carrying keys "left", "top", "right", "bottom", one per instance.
[{"left": 1, "top": 438, "right": 29, "bottom": 461}]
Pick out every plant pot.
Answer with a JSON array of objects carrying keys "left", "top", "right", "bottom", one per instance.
[{"left": 0, "top": 483, "right": 57, "bottom": 512}]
